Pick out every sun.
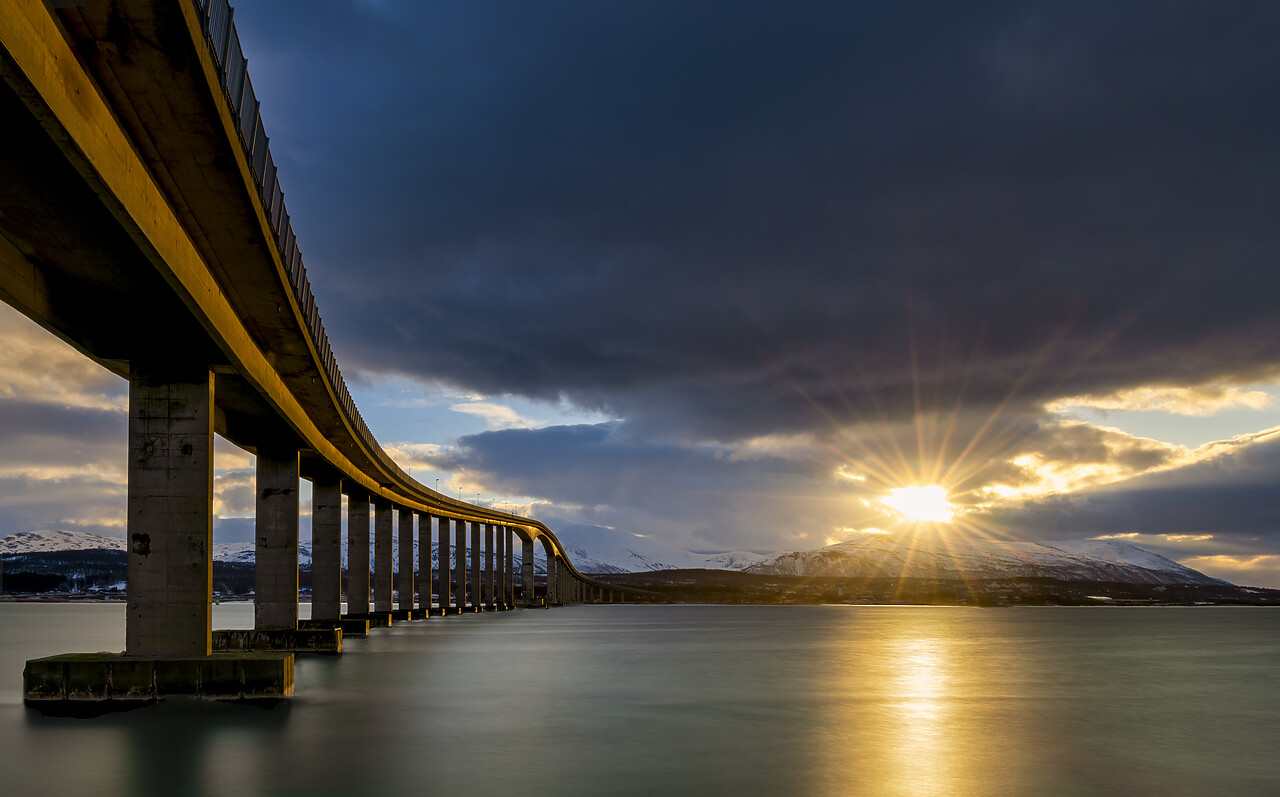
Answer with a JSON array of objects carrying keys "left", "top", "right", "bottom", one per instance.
[{"left": 881, "top": 485, "right": 955, "bottom": 523}]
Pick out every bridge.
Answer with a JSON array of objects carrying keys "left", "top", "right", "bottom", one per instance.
[{"left": 1, "top": 0, "right": 641, "bottom": 708}]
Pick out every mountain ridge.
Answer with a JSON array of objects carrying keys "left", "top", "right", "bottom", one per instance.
[{"left": 1, "top": 527, "right": 1231, "bottom": 586}]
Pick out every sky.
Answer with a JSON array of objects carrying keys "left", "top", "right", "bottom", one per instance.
[{"left": 3, "top": 1, "right": 1280, "bottom": 586}]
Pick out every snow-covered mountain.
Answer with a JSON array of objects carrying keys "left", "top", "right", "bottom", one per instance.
[
  {"left": 2, "top": 528, "right": 772, "bottom": 574},
  {"left": 745, "top": 535, "right": 1229, "bottom": 586},
  {"left": 1, "top": 528, "right": 1231, "bottom": 586},
  {"left": 550, "top": 522, "right": 772, "bottom": 574},
  {"left": 0, "top": 529, "right": 126, "bottom": 555}
]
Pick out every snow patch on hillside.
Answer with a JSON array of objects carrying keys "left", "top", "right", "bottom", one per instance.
[{"left": 745, "top": 535, "right": 1229, "bottom": 585}]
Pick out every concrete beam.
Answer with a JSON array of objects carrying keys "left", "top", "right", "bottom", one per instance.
[
  {"left": 254, "top": 445, "right": 299, "bottom": 630},
  {"left": 373, "top": 500, "right": 393, "bottom": 613},
  {"left": 125, "top": 364, "right": 213, "bottom": 657},
  {"left": 310, "top": 475, "right": 342, "bottom": 622},
  {"left": 347, "top": 492, "right": 370, "bottom": 615}
]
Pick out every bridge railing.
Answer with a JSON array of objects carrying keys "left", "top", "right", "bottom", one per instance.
[{"left": 191, "top": 0, "right": 433, "bottom": 501}]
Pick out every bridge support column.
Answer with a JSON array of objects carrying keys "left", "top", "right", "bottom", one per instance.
[
  {"left": 521, "top": 536, "right": 536, "bottom": 606},
  {"left": 397, "top": 506, "right": 415, "bottom": 613},
  {"left": 311, "top": 475, "right": 342, "bottom": 621},
  {"left": 347, "top": 491, "right": 371, "bottom": 615},
  {"left": 417, "top": 512, "right": 430, "bottom": 612},
  {"left": 373, "top": 500, "right": 393, "bottom": 612},
  {"left": 454, "top": 518, "right": 467, "bottom": 612},
  {"left": 502, "top": 527, "right": 513, "bottom": 608},
  {"left": 469, "top": 521, "right": 481, "bottom": 611},
  {"left": 485, "top": 524, "right": 496, "bottom": 610},
  {"left": 254, "top": 445, "right": 299, "bottom": 630},
  {"left": 437, "top": 516, "right": 452, "bottom": 613},
  {"left": 125, "top": 365, "right": 214, "bottom": 656},
  {"left": 494, "top": 525, "right": 504, "bottom": 609},
  {"left": 548, "top": 556, "right": 559, "bottom": 606}
]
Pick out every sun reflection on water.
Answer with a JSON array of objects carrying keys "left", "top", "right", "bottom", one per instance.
[
  {"left": 815, "top": 618, "right": 996, "bottom": 797},
  {"left": 886, "top": 638, "right": 952, "bottom": 794}
]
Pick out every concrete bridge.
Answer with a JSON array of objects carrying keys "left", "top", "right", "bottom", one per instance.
[{"left": 1, "top": 0, "right": 640, "bottom": 709}]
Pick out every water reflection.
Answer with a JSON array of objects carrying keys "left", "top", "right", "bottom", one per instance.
[
  {"left": 814, "top": 611, "right": 996, "bottom": 797},
  {"left": 3, "top": 605, "right": 1278, "bottom": 796},
  {"left": 886, "top": 637, "right": 952, "bottom": 795}
]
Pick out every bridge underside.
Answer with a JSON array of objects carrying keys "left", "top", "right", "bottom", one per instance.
[{"left": 3, "top": 0, "right": 642, "bottom": 711}]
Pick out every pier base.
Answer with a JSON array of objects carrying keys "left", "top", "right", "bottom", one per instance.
[
  {"left": 344, "top": 611, "right": 393, "bottom": 627},
  {"left": 24, "top": 652, "right": 293, "bottom": 713},
  {"left": 299, "top": 618, "right": 369, "bottom": 638},
  {"left": 388, "top": 609, "right": 426, "bottom": 622},
  {"left": 212, "top": 628, "right": 341, "bottom": 654}
]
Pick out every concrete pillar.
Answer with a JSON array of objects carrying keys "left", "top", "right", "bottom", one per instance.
[
  {"left": 485, "top": 524, "right": 496, "bottom": 610},
  {"left": 311, "top": 475, "right": 342, "bottom": 621},
  {"left": 521, "top": 536, "right": 535, "bottom": 606},
  {"left": 437, "top": 515, "right": 451, "bottom": 611},
  {"left": 547, "top": 555, "right": 558, "bottom": 606},
  {"left": 254, "top": 445, "right": 299, "bottom": 630},
  {"left": 347, "top": 491, "right": 370, "bottom": 615},
  {"left": 417, "top": 512, "right": 430, "bottom": 611},
  {"left": 373, "top": 500, "right": 393, "bottom": 612},
  {"left": 494, "top": 525, "right": 504, "bottom": 609},
  {"left": 498, "top": 526, "right": 509, "bottom": 608},
  {"left": 397, "top": 507, "right": 415, "bottom": 611},
  {"left": 469, "top": 521, "right": 481, "bottom": 611},
  {"left": 454, "top": 518, "right": 466, "bottom": 610},
  {"left": 396, "top": 509, "right": 412, "bottom": 608},
  {"left": 125, "top": 365, "right": 214, "bottom": 656}
]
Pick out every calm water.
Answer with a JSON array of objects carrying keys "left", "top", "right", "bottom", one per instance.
[{"left": 1, "top": 604, "right": 1277, "bottom": 796}]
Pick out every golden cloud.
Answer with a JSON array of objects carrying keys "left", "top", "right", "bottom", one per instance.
[{"left": 1049, "top": 381, "right": 1275, "bottom": 417}]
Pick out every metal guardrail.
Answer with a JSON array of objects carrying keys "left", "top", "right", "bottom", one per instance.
[
  {"left": 191, "top": 0, "right": 431, "bottom": 500},
  {"left": 184, "top": 4, "right": 637, "bottom": 594}
]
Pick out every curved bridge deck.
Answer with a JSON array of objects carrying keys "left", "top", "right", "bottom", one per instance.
[{"left": 0, "top": 0, "right": 645, "bottom": 708}]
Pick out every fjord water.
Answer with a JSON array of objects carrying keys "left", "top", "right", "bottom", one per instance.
[{"left": 1, "top": 604, "right": 1277, "bottom": 796}]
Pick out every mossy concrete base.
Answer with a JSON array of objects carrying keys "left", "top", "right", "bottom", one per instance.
[
  {"left": 299, "top": 617, "right": 369, "bottom": 637},
  {"left": 388, "top": 608, "right": 426, "bottom": 622},
  {"left": 24, "top": 652, "right": 294, "bottom": 713},
  {"left": 212, "top": 628, "right": 341, "bottom": 654},
  {"left": 343, "top": 611, "right": 392, "bottom": 627}
]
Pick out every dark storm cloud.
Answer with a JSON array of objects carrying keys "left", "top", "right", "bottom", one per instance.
[
  {"left": 0, "top": 399, "right": 125, "bottom": 471},
  {"left": 422, "top": 423, "right": 882, "bottom": 549},
  {"left": 234, "top": 1, "right": 1280, "bottom": 442},
  {"left": 0, "top": 396, "right": 127, "bottom": 535}
]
